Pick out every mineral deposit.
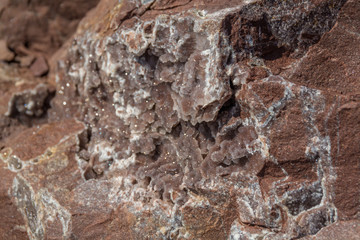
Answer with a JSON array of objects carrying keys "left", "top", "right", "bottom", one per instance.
[{"left": 0, "top": 0, "right": 359, "bottom": 239}]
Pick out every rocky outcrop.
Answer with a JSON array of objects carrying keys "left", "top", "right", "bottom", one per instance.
[{"left": 0, "top": 0, "right": 359, "bottom": 239}]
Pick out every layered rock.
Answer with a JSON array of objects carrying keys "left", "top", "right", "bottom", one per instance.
[{"left": 0, "top": 0, "right": 359, "bottom": 239}]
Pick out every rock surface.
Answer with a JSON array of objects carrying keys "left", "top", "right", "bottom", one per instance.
[{"left": 0, "top": 0, "right": 359, "bottom": 239}]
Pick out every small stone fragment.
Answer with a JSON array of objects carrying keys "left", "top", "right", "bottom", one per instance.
[
  {"left": 18, "top": 55, "right": 35, "bottom": 67},
  {"left": 30, "top": 56, "right": 49, "bottom": 77},
  {"left": 0, "top": 40, "right": 14, "bottom": 62}
]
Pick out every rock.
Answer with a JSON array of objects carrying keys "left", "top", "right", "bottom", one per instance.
[
  {"left": 0, "top": 0, "right": 359, "bottom": 239},
  {"left": 29, "top": 56, "right": 49, "bottom": 77},
  {"left": 300, "top": 220, "right": 360, "bottom": 240},
  {"left": 5, "top": 83, "right": 54, "bottom": 118},
  {"left": 0, "top": 0, "right": 100, "bottom": 58},
  {"left": 18, "top": 55, "right": 35, "bottom": 68},
  {"left": 0, "top": 40, "right": 14, "bottom": 61}
]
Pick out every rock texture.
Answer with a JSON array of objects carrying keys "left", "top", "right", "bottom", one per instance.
[{"left": 0, "top": 0, "right": 359, "bottom": 239}]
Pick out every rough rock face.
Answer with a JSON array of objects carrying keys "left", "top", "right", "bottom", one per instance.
[{"left": 0, "top": 0, "right": 359, "bottom": 239}]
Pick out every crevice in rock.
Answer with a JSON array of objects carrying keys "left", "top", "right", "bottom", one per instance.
[
  {"left": 136, "top": 49, "right": 159, "bottom": 70},
  {"left": 151, "top": 143, "right": 162, "bottom": 162},
  {"left": 262, "top": 46, "right": 287, "bottom": 61},
  {"left": 241, "top": 221, "right": 273, "bottom": 230},
  {"left": 216, "top": 96, "right": 241, "bottom": 132},
  {"left": 144, "top": 176, "right": 152, "bottom": 187},
  {"left": 84, "top": 167, "right": 99, "bottom": 180},
  {"left": 78, "top": 127, "right": 92, "bottom": 153},
  {"left": 170, "top": 122, "right": 182, "bottom": 138},
  {"left": 284, "top": 182, "right": 323, "bottom": 216},
  {"left": 197, "top": 122, "right": 215, "bottom": 142},
  {"left": 151, "top": 0, "right": 193, "bottom": 11},
  {"left": 217, "top": 156, "right": 249, "bottom": 178}
]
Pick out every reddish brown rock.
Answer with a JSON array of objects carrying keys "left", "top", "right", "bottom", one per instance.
[
  {"left": 0, "top": 0, "right": 359, "bottom": 239},
  {"left": 331, "top": 100, "right": 360, "bottom": 220},
  {"left": 0, "top": 40, "right": 14, "bottom": 62},
  {"left": 18, "top": 55, "right": 35, "bottom": 68},
  {"left": 0, "top": 160, "right": 28, "bottom": 239},
  {"left": 29, "top": 56, "right": 49, "bottom": 77},
  {"left": 288, "top": 0, "right": 360, "bottom": 95}
]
